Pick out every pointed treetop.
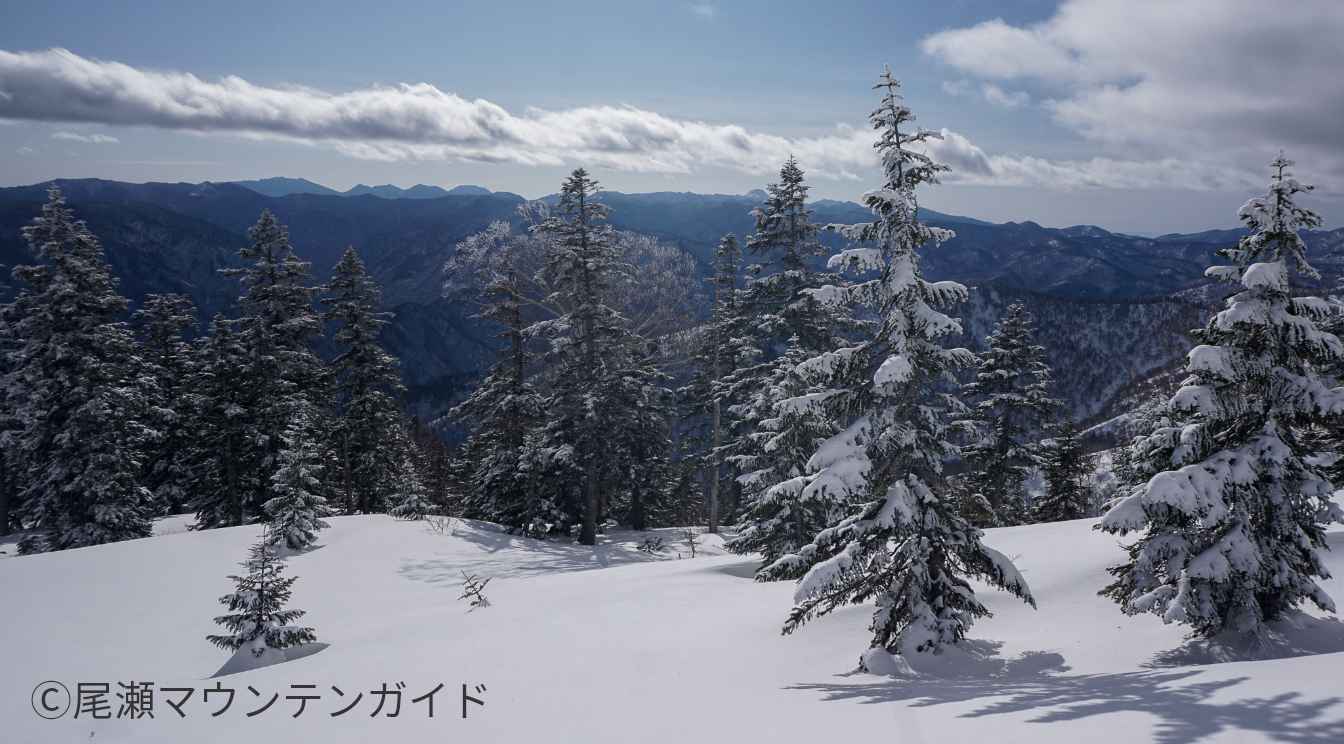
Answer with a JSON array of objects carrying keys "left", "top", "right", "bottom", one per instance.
[{"left": 1231, "top": 152, "right": 1324, "bottom": 277}]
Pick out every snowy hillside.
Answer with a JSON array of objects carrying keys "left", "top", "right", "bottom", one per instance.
[{"left": 3, "top": 515, "right": 1342, "bottom": 743}]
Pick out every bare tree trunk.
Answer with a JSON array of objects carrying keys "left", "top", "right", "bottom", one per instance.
[
  {"left": 580, "top": 461, "right": 599, "bottom": 545},
  {"left": 228, "top": 444, "right": 244, "bottom": 527},
  {"left": 0, "top": 453, "right": 12, "bottom": 535},
  {"left": 629, "top": 475, "right": 646, "bottom": 531},
  {"left": 343, "top": 438, "right": 355, "bottom": 515},
  {"left": 707, "top": 398, "right": 721, "bottom": 533},
  {"left": 577, "top": 190, "right": 600, "bottom": 547}
]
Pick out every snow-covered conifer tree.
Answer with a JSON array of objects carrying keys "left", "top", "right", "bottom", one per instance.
[
  {"left": 1033, "top": 422, "right": 1090, "bottom": 522},
  {"left": 960, "top": 303, "right": 1059, "bottom": 526},
  {"left": 1110, "top": 440, "right": 1135, "bottom": 490},
  {"left": 6, "top": 188, "right": 153, "bottom": 551},
  {"left": 534, "top": 169, "right": 646, "bottom": 545},
  {"left": 726, "top": 344, "right": 849, "bottom": 577},
  {"left": 189, "top": 315, "right": 265, "bottom": 529},
  {"left": 389, "top": 451, "right": 433, "bottom": 520},
  {"left": 761, "top": 70, "right": 1034, "bottom": 669},
  {"left": 1099, "top": 155, "right": 1344, "bottom": 639},
  {"left": 719, "top": 158, "right": 867, "bottom": 539},
  {"left": 322, "top": 246, "right": 404, "bottom": 514},
  {"left": 605, "top": 346, "right": 675, "bottom": 531},
  {"left": 264, "top": 414, "right": 332, "bottom": 550},
  {"left": 134, "top": 293, "right": 198, "bottom": 515},
  {"left": 0, "top": 299, "right": 22, "bottom": 534},
  {"left": 208, "top": 528, "right": 316, "bottom": 667},
  {"left": 748, "top": 155, "right": 823, "bottom": 275},
  {"left": 446, "top": 222, "right": 549, "bottom": 532},
  {"left": 223, "top": 210, "right": 325, "bottom": 516},
  {"left": 681, "top": 234, "right": 749, "bottom": 531}
]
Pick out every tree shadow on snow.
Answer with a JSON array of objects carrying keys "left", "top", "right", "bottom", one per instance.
[
  {"left": 790, "top": 639, "right": 1344, "bottom": 744},
  {"left": 711, "top": 560, "right": 761, "bottom": 579},
  {"left": 210, "top": 642, "right": 330, "bottom": 678},
  {"left": 1147, "top": 612, "right": 1344, "bottom": 668},
  {"left": 274, "top": 543, "right": 327, "bottom": 559},
  {"left": 398, "top": 525, "right": 664, "bottom": 585}
]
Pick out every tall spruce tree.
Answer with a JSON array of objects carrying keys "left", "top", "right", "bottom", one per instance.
[
  {"left": 6, "top": 189, "right": 153, "bottom": 551},
  {"left": 224, "top": 210, "right": 325, "bottom": 518},
  {"left": 960, "top": 303, "right": 1059, "bottom": 526},
  {"left": 134, "top": 293, "right": 199, "bottom": 515},
  {"left": 722, "top": 158, "right": 865, "bottom": 541},
  {"left": 606, "top": 341, "right": 675, "bottom": 531},
  {"left": 681, "top": 234, "right": 748, "bottom": 532},
  {"left": 322, "top": 247, "right": 404, "bottom": 514},
  {"left": 447, "top": 223, "right": 549, "bottom": 532},
  {"left": 189, "top": 315, "right": 266, "bottom": 529},
  {"left": 761, "top": 70, "right": 1034, "bottom": 669},
  {"left": 748, "top": 155, "right": 823, "bottom": 275},
  {"left": 739, "top": 156, "right": 860, "bottom": 357},
  {"left": 534, "top": 169, "right": 640, "bottom": 545},
  {"left": 0, "top": 298, "right": 21, "bottom": 535},
  {"left": 1033, "top": 421, "right": 1091, "bottom": 522},
  {"left": 1099, "top": 155, "right": 1344, "bottom": 639}
]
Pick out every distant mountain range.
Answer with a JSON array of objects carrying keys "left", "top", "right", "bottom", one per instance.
[
  {"left": 2, "top": 177, "right": 1341, "bottom": 424},
  {"left": 231, "top": 176, "right": 496, "bottom": 200}
]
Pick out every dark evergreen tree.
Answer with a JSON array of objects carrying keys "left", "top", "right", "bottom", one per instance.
[
  {"left": 1110, "top": 440, "right": 1135, "bottom": 490},
  {"left": 726, "top": 344, "right": 847, "bottom": 577},
  {"left": 322, "top": 247, "right": 404, "bottom": 514},
  {"left": 188, "top": 315, "right": 265, "bottom": 529},
  {"left": 534, "top": 169, "right": 647, "bottom": 545},
  {"left": 606, "top": 344, "right": 675, "bottom": 531},
  {"left": 680, "top": 234, "right": 749, "bottom": 532},
  {"left": 761, "top": 70, "right": 1034, "bottom": 669},
  {"left": 720, "top": 158, "right": 865, "bottom": 539},
  {"left": 0, "top": 298, "right": 21, "bottom": 535},
  {"left": 1099, "top": 155, "right": 1344, "bottom": 639},
  {"left": 740, "top": 155, "right": 860, "bottom": 357},
  {"left": 447, "top": 224, "right": 549, "bottom": 533},
  {"left": 1034, "top": 422, "right": 1091, "bottom": 522},
  {"left": 747, "top": 155, "right": 823, "bottom": 275},
  {"left": 134, "top": 293, "right": 199, "bottom": 515},
  {"left": 223, "top": 210, "right": 324, "bottom": 518},
  {"left": 960, "top": 303, "right": 1059, "bottom": 526},
  {"left": 5, "top": 188, "right": 153, "bottom": 551},
  {"left": 407, "top": 416, "right": 455, "bottom": 513}
]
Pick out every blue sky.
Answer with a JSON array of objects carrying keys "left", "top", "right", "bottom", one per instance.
[{"left": 2, "top": 0, "right": 1341, "bottom": 233}]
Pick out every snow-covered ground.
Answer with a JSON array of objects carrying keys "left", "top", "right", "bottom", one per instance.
[{"left": 3, "top": 515, "right": 1342, "bottom": 743}]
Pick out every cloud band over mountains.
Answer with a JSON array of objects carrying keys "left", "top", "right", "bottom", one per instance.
[{"left": 0, "top": 47, "right": 1300, "bottom": 192}]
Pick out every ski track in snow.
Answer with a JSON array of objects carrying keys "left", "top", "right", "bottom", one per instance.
[{"left": 2, "top": 514, "right": 1343, "bottom": 743}]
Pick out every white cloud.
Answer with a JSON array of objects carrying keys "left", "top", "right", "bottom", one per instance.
[
  {"left": 921, "top": 129, "right": 1257, "bottom": 191},
  {"left": 941, "top": 79, "right": 971, "bottom": 97},
  {"left": 921, "top": 0, "right": 1344, "bottom": 190},
  {"left": 51, "top": 130, "right": 119, "bottom": 144},
  {"left": 980, "top": 83, "right": 1030, "bottom": 109},
  {"left": 16, "top": 145, "right": 35, "bottom": 155},
  {"left": 942, "top": 78, "right": 1030, "bottom": 109},
  {"left": 0, "top": 47, "right": 1270, "bottom": 193},
  {"left": 689, "top": 3, "right": 716, "bottom": 19}
]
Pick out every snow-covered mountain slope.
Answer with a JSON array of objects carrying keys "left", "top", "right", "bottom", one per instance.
[{"left": 3, "top": 515, "right": 1342, "bottom": 743}]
